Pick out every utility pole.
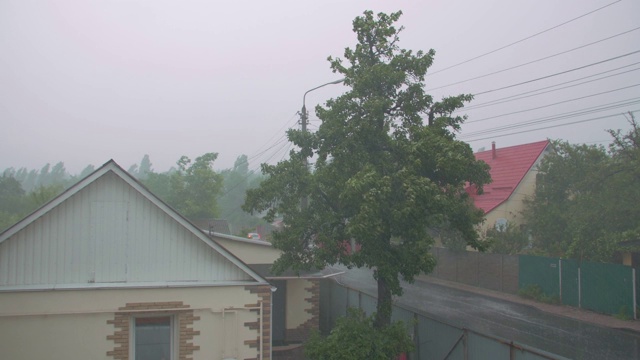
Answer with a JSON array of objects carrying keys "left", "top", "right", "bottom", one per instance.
[
  {"left": 300, "top": 78, "right": 344, "bottom": 136},
  {"left": 299, "top": 78, "right": 344, "bottom": 210}
]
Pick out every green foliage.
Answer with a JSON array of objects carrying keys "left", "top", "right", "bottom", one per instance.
[
  {"left": 0, "top": 174, "right": 28, "bottom": 232},
  {"left": 524, "top": 114, "right": 640, "bottom": 262},
  {"left": 27, "top": 184, "right": 64, "bottom": 209},
  {"left": 305, "top": 308, "right": 413, "bottom": 360},
  {"left": 0, "top": 175, "right": 27, "bottom": 214},
  {"left": 168, "top": 153, "right": 223, "bottom": 219},
  {"left": 0, "top": 176, "right": 63, "bottom": 232},
  {"left": 140, "top": 153, "right": 224, "bottom": 221},
  {"left": 244, "top": 10, "right": 490, "bottom": 328},
  {"left": 485, "top": 222, "right": 530, "bottom": 255},
  {"left": 518, "top": 284, "right": 560, "bottom": 304},
  {"left": 217, "top": 155, "right": 267, "bottom": 234}
]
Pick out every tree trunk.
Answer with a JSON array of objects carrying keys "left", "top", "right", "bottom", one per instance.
[{"left": 374, "top": 275, "right": 392, "bottom": 328}]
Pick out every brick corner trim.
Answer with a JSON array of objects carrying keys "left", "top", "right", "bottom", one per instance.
[
  {"left": 244, "top": 285, "right": 272, "bottom": 360},
  {"left": 106, "top": 301, "right": 200, "bottom": 360},
  {"left": 285, "top": 279, "right": 320, "bottom": 342}
]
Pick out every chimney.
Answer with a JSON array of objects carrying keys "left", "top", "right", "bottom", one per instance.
[{"left": 492, "top": 141, "right": 496, "bottom": 159}]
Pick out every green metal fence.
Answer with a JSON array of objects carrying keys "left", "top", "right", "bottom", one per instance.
[
  {"left": 581, "top": 261, "right": 635, "bottom": 316},
  {"left": 559, "top": 258, "right": 579, "bottom": 307},
  {"left": 518, "top": 255, "right": 637, "bottom": 318},
  {"left": 519, "top": 255, "right": 560, "bottom": 297}
]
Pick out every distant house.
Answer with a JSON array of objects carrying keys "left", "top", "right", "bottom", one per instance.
[
  {"left": 190, "top": 218, "right": 232, "bottom": 235},
  {"left": 0, "top": 160, "right": 272, "bottom": 360},
  {"left": 468, "top": 140, "right": 551, "bottom": 232}
]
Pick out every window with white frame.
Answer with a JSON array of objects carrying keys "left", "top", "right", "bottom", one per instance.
[{"left": 132, "top": 316, "right": 174, "bottom": 360}]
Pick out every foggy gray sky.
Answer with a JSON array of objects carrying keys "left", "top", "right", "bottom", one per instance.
[{"left": 1, "top": 0, "right": 639, "bottom": 175}]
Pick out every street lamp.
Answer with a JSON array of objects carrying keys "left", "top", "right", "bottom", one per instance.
[
  {"left": 300, "top": 78, "right": 345, "bottom": 134},
  {"left": 299, "top": 78, "right": 344, "bottom": 210}
]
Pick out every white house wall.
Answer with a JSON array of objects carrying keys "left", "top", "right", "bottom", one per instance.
[{"left": 0, "top": 171, "right": 251, "bottom": 287}]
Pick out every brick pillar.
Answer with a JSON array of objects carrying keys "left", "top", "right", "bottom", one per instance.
[{"left": 244, "top": 285, "right": 272, "bottom": 360}]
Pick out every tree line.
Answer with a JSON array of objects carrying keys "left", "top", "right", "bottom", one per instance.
[{"left": 0, "top": 153, "right": 267, "bottom": 235}]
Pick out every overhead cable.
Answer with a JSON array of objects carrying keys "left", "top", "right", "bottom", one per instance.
[
  {"left": 462, "top": 98, "right": 640, "bottom": 138},
  {"left": 463, "top": 66, "right": 640, "bottom": 111},
  {"left": 466, "top": 84, "right": 640, "bottom": 123},
  {"left": 464, "top": 111, "right": 638, "bottom": 143},
  {"left": 427, "top": 0, "right": 623, "bottom": 76},
  {"left": 426, "top": 28, "right": 640, "bottom": 92}
]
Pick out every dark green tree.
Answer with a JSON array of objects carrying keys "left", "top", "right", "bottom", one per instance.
[
  {"left": 485, "top": 222, "right": 530, "bottom": 255},
  {"left": 525, "top": 115, "right": 640, "bottom": 261},
  {"left": 0, "top": 175, "right": 28, "bottom": 232},
  {"left": 524, "top": 141, "right": 610, "bottom": 259},
  {"left": 49, "top": 162, "right": 68, "bottom": 186},
  {"left": 138, "top": 154, "right": 153, "bottom": 180},
  {"left": 28, "top": 184, "right": 64, "bottom": 210},
  {"left": 244, "top": 10, "right": 490, "bottom": 328},
  {"left": 36, "top": 163, "right": 50, "bottom": 187},
  {"left": 143, "top": 172, "right": 173, "bottom": 203},
  {"left": 218, "top": 155, "right": 266, "bottom": 234},
  {"left": 169, "top": 153, "right": 223, "bottom": 220}
]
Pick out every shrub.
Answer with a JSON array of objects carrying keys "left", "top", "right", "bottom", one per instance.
[
  {"left": 305, "top": 308, "right": 413, "bottom": 360},
  {"left": 518, "top": 284, "right": 560, "bottom": 304}
]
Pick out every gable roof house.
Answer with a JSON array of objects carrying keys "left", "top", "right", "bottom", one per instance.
[
  {"left": 0, "top": 160, "right": 272, "bottom": 360},
  {"left": 468, "top": 140, "right": 551, "bottom": 232}
]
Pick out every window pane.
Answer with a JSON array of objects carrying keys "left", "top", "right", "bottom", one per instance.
[{"left": 135, "top": 317, "right": 171, "bottom": 360}]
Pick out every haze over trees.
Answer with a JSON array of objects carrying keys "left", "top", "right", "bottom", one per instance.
[{"left": 244, "top": 10, "right": 491, "bottom": 341}]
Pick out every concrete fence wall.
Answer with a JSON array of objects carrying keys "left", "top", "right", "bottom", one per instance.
[{"left": 430, "top": 247, "right": 520, "bottom": 294}]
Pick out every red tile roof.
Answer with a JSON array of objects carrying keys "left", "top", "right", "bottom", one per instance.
[{"left": 468, "top": 140, "right": 550, "bottom": 214}]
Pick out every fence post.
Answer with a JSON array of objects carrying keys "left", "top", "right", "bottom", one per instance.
[
  {"left": 500, "top": 255, "right": 504, "bottom": 292},
  {"left": 477, "top": 252, "right": 480, "bottom": 287},
  {"left": 413, "top": 313, "right": 420, "bottom": 360},
  {"left": 578, "top": 266, "right": 582, "bottom": 309},
  {"left": 463, "top": 329, "right": 469, "bottom": 360},
  {"left": 436, "top": 247, "right": 439, "bottom": 277},
  {"left": 559, "top": 259, "right": 563, "bottom": 304},
  {"left": 633, "top": 268, "right": 637, "bottom": 320},
  {"left": 456, "top": 252, "right": 459, "bottom": 283}
]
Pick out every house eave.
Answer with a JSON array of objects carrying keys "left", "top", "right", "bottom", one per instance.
[{"left": 0, "top": 280, "right": 268, "bottom": 293}]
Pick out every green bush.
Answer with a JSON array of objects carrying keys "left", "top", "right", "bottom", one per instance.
[
  {"left": 305, "top": 308, "right": 413, "bottom": 360},
  {"left": 518, "top": 284, "right": 560, "bottom": 304}
]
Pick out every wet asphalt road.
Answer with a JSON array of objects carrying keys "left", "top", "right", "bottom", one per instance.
[{"left": 332, "top": 266, "right": 640, "bottom": 360}]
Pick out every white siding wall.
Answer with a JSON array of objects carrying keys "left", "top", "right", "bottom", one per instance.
[{"left": 0, "top": 171, "right": 251, "bottom": 287}]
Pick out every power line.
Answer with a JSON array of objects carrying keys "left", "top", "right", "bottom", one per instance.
[
  {"left": 471, "top": 50, "right": 640, "bottom": 96},
  {"left": 462, "top": 66, "right": 640, "bottom": 111},
  {"left": 219, "top": 139, "right": 291, "bottom": 199},
  {"left": 466, "top": 84, "right": 640, "bottom": 124},
  {"left": 427, "top": 0, "right": 623, "bottom": 76},
  {"left": 426, "top": 27, "right": 640, "bottom": 92},
  {"left": 465, "top": 111, "right": 638, "bottom": 143},
  {"left": 462, "top": 97, "right": 640, "bottom": 138},
  {"left": 464, "top": 61, "right": 640, "bottom": 109}
]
